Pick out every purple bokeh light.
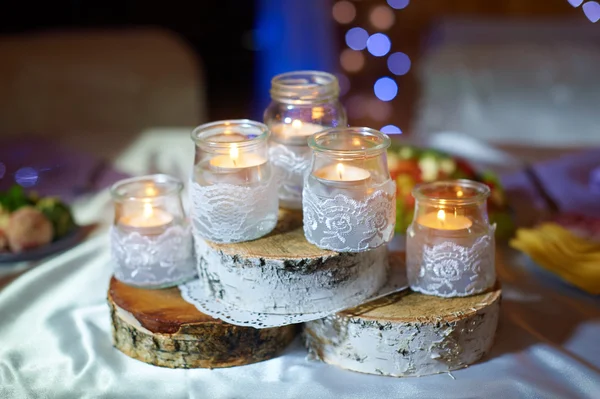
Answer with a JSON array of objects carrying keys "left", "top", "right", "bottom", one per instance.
[
  {"left": 367, "top": 33, "right": 391, "bottom": 57},
  {"left": 345, "top": 27, "right": 369, "bottom": 50},
  {"left": 387, "top": 0, "right": 410, "bottom": 9},
  {"left": 374, "top": 77, "right": 398, "bottom": 101},
  {"left": 381, "top": 125, "right": 402, "bottom": 134},
  {"left": 15, "top": 167, "right": 38, "bottom": 187},
  {"left": 387, "top": 52, "right": 411, "bottom": 75},
  {"left": 583, "top": 1, "right": 600, "bottom": 23},
  {"left": 568, "top": 0, "right": 584, "bottom": 7},
  {"left": 0, "top": 162, "right": 5, "bottom": 179}
]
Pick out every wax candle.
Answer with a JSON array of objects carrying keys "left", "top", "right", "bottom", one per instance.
[
  {"left": 314, "top": 163, "right": 371, "bottom": 184},
  {"left": 271, "top": 119, "right": 324, "bottom": 140},
  {"left": 417, "top": 209, "right": 473, "bottom": 230},
  {"left": 206, "top": 143, "right": 267, "bottom": 184},
  {"left": 120, "top": 202, "right": 174, "bottom": 229}
]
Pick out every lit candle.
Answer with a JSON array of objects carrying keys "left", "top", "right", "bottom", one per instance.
[
  {"left": 417, "top": 209, "right": 473, "bottom": 230},
  {"left": 209, "top": 144, "right": 266, "bottom": 170},
  {"left": 314, "top": 163, "right": 371, "bottom": 184},
  {"left": 207, "top": 143, "right": 267, "bottom": 184},
  {"left": 271, "top": 119, "right": 324, "bottom": 139},
  {"left": 121, "top": 202, "right": 174, "bottom": 229}
]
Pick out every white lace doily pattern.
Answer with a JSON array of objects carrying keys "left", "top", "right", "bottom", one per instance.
[
  {"left": 110, "top": 225, "right": 196, "bottom": 288},
  {"left": 179, "top": 250, "right": 408, "bottom": 328},
  {"left": 189, "top": 180, "right": 278, "bottom": 243},
  {"left": 269, "top": 143, "right": 311, "bottom": 209},
  {"left": 406, "top": 230, "right": 496, "bottom": 297},
  {"left": 193, "top": 238, "right": 388, "bottom": 315},
  {"left": 302, "top": 185, "right": 396, "bottom": 252}
]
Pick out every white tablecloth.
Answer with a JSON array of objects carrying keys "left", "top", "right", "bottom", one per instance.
[{"left": 1, "top": 131, "right": 600, "bottom": 399}]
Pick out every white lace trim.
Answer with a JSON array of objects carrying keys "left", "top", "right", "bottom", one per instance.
[
  {"left": 407, "top": 231, "right": 496, "bottom": 297},
  {"left": 110, "top": 225, "right": 196, "bottom": 287},
  {"left": 178, "top": 254, "right": 408, "bottom": 328},
  {"left": 269, "top": 143, "right": 311, "bottom": 207},
  {"left": 189, "top": 180, "right": 278, "bottom": 243},
  {"left": 302, "top": 186, "right": 396, "bottom": 252}
]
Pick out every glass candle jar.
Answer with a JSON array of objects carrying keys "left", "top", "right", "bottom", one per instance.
[
  {"left": 264, "top": 71, "right": 347, "bottom": 209},
  {"left": 303, "top": 127, "right": 396, "bottom": 252},
  {"left": 110, "top": 174, "right": 196, "bottom": 289},
  {"left": 190, "top": 119, "right": 278, "bottom": 243},
  {"left": 406, "top": 180, "right": 496, "bottom": 297}
]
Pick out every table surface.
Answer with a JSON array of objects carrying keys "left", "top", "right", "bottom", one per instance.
[{"left": 1, "top": 131, "right": 599, "bottom": 399}]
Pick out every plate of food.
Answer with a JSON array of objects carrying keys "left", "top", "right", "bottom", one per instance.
[
  {"left": 387, "top": 143, "right": 515, "bottom": 238},
  {"left": 0, "top": 185, "right": 80, "bottom": 263}
]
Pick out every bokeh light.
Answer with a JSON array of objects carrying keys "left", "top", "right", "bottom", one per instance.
[
  {"left": 387, "top": 0, "right": 410, "bottom": 10},
  {"left": 333, "top": 1, "right": 356, "bottom": 24},
  {"left": 346, "top": 95, "right": 368, "bottom": 119},
  {"left": 367, "top": 99, "right": 392, "bottom": 121},
  {"left": 381, "top": 125, "right": 403, "bottom": 134},
  {"left": 387, "top": 52, "right": 411, "bottom": 75},
  {"left": 370, "top": 5, "right": 395, "bottom": 30},
  {"left": 374, "top": 77, "right": 398, "bottom": 101},
  {"left": 336, "top": 73, "right": 351, "bottom": 96},
  {"left": 345, "top": 27, "right": 369, "bottom": 50},
  {"left": 366, "top": 33, "right": 391, "bottom": 57},
  {"left": 340, "top": 49, "right": 365, "bottom": 72},
  {"left": 15, "top": 167, "right": 38, "bottom": 187},
  {"left": 0, "top": 162, "right": 5, "bottom": 179}
]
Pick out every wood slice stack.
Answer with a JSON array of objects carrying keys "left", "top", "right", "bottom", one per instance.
[{"left": 108, "top": 277, "right": 297, "bottom": 369}]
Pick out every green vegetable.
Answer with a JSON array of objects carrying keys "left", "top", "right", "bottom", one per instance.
[
  {"left": 0, "top": 185, "right": 35, "bottom": 212},
  {"left": 35, "top": 197, "right": 76, "bottom": 239}
]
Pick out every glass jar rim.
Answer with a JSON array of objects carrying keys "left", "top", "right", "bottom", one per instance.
[
  {"left": 412, "top": 179, "right": 490, "bottom": 205},
  {"left": 308, "top": 127, "right": 391, "bottom": 158},
  {"left": 191, "top": 119, "right": 270, "bottom": 150},
  {"left": 110, "top": 174, "right": 183, "bottom": 201},
  {"left": 270, "top": 70, "right": 339, "bottom": 105}
]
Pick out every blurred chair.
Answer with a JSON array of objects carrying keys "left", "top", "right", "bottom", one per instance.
[{"left": 0, "top": 28, "right": 206, "bottom": 159}]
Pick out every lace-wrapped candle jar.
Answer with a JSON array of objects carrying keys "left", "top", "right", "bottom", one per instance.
[
  {"left": 190, "top": 120, "right": 278, "bottom": 243},
  {"left": 264, "top": 71, "right": 347, "bottom": 209},
  {"left": 406, "top": 180, "right": 496, "bottom": 297},
  {"left": 303, "top": 127, "right": 396, "bottom": 252},
  {"left": 110, "top": 174, "right": 196, "bottom": 289}
]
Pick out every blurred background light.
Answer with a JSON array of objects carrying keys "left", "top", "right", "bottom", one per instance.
[
  {"left": 340, "top": 49, "right": 365, "bottom": 72},
  {"left": 346, "top": 95, "right": 368, "bottom": 119},
  {"left": 15, "top": 166, "right": 38, "bottom": 187},
  {"left": 366, "top": 33, "right": 391, "bottom": 57},
  {"left": 345, "top": 27, "right": 369, "bottom": 50},
  {"left": 381, "top": 125, "right": 403, "bottom": 134},
  {"left": 387, "top": 52, "right": 411, "bottom": 75},
  {"left": 0, "top": 162, "right": 5, "bottom": 179},
  {"left": 332, "top": 1, "right": 356, "bottom": 24},
  {"left": 336, "top": 73, "right": 351, "bottom": 96},
  {"left": 370, "top": 5, "right": 396, "bottom": 30},
  {"left": 387, "top": 0, "right": 410, "bottom": 10},
  {"left": 374, "top": 77, "right": 398, "bottom": 101},
  {"left": 367, "top": 98, "right": 393, "bottom": 121}
]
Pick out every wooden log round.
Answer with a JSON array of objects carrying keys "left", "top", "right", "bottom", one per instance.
[
  {"left": 195, "top": 209, "right": 389, "bottom": 314},
  {"left": 108, "top": 277, "right": 297, "bottom": 369},
  {"left": 304, "top": 264, "right": 501, "bottom": 377}
]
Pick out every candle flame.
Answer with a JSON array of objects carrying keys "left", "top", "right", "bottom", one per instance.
[
  {"left": 292, "top": 119, "right": 303, "bottom": 129},
  {"left": 437, "top": 209, "right": 446, "bottom": 221},
  {"left": 456, "top": 190, "right": 464, "bottom": 198},
  {"left": 230, "top": 143, "right": 239, "bottom": 166},
  {"left": 143, "top": 202, "right": 153, "bottom": 218},
  {"left": 145, "top": 186, "right": 158, "bottom": 196},
  {"left": 352, "top": 137, "right": 362, "bottom": 147},
  {"left": 336, "top": 163, "right": 344, "bottom": 180}
]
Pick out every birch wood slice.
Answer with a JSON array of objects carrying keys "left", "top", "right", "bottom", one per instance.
[
  {"left": 195, "top": 209, "right": 388, "bottom": 314},
  {"left": 304, "top": 263, "right": 501, "bottom": 377},
  {"left": 108, "top": 277, "right": 297, "bottom": 369}
]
